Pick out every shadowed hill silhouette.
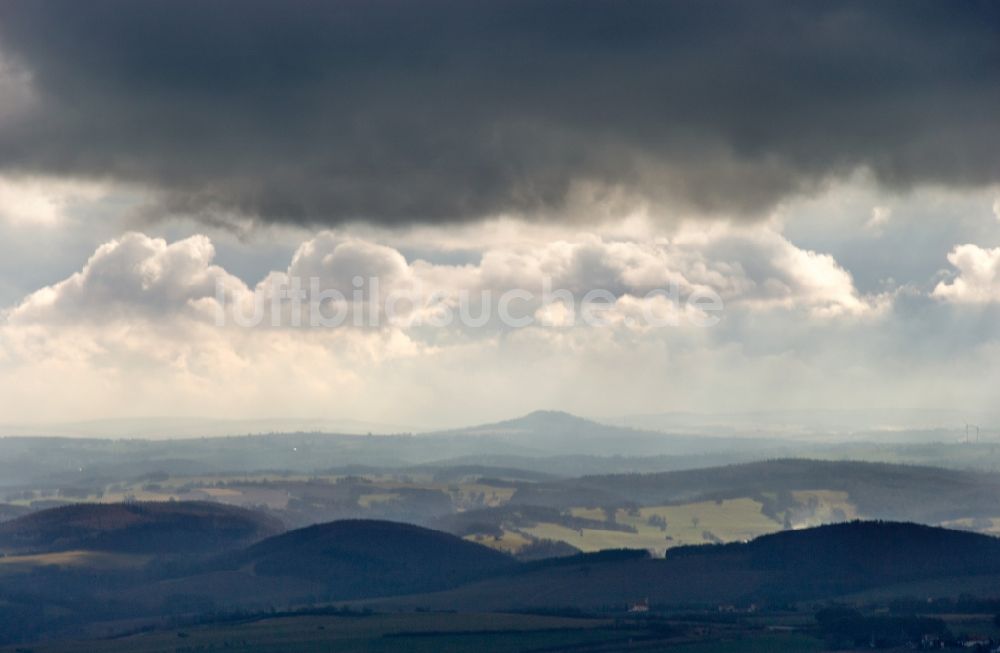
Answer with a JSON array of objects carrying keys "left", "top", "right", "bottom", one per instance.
[
  {"left": 233, "top": 519, "right": 518, "bottom": 599},
  {"left": 363, "top": 521, "right": 1000, "bottom": 611},
  {"left": 667, "top": 520, "right": 1000, "bottom": 597},
  {"left": 0, "top": 501, "right": 283, "bottom": 554}
]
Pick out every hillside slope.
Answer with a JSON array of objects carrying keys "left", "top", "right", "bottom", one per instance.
[
  {"left": 669, "top": 520, "right": 1000, "bottom": 597},
  {"left": 0, "top": 501, "right": 283, "bottom": 554},
  {"left": 236, "top": 519, "right": 517, "bottom": 598},
  {"left": 106, "top": 520, "right": 519, "bottom": 614},
  {"left": 511, "top": 459, "right": 1000, "bottom": 523},
  {"left": 371, "top": 521, "right": 1000, "bottom": 611}
]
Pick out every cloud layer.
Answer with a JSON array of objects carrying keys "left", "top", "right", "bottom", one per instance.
[
  {"left": 6, "top": 223, "right": 885, "bottom": 333},
  {"left": 0, "top": 0, "right": 997, "bottom": 226},
  {"left": 5, "top": 222, "right": 970, "bottom": 425}
]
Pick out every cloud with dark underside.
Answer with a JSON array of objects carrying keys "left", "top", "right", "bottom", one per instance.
[{"left": 0, "top": 0, "right": 997, "bottom": 226}]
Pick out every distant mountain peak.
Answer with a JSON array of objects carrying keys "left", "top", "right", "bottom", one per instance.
[
  {"left": 430, "top": 410, "right": 653, "bottom": 457},
  {"left": 466, "top": 410, "right": 603, "bottom": 433},
  {"left": 509, "top": 410, "right": 594, "bottom": 425}
]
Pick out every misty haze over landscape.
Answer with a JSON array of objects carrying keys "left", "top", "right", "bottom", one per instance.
[{"left": 1, "top": 1, "right": 1000, "bottom": 651}]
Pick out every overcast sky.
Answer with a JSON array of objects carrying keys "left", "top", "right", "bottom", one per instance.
[{"left": 0, "top": 1, "right": 998, "bottom": 430}]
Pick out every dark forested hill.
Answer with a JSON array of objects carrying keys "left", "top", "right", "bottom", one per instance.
[
  {"left": 2, "top": 518, "right": 999, "bottom": 647},
  {"left": 230, "top": 519, "right": 518, "bottom": 599},
  {"left": 667, "top": 520, "right": 1000, "bottom": 598},
  {"left": 0, "top": 501, "right": 283, "bottom": 554},
  {"left": 370, "top": 522, "right": 1000, "bottom": 612},
  {"left": 0, "top": 504, "right": 30, "bottom": 523}
]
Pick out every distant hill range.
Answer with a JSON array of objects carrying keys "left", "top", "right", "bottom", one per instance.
[
  {"left": 0, "top": 411, "right": 792, "bottom": 487},
  {"left": 510, "top": 458, "right": 1000, "bottom": 523},
  {"left": 0, "top": 501, "right": 283, "bottom": 554},
  {"left": 0, "top": 416, "right": 416, "bottom": 439},
  {"left": 609, "top": 408, "right": 985, "bottom": 439},
  {"left": 3, "top": 411, "right": 1000, "bottom": 488},
  {"left": 434, "top": 410, "right": 787, "bottom": 456}
]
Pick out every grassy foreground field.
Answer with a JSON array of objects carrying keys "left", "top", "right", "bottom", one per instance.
[{"left": 0, "top": 612, "right": 824, "bottom": 653}]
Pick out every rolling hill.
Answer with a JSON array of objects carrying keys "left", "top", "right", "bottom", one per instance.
[
  {"left": 669, "top": 520, "right": 1000, "bottom": 598},
  {"left": 371, "top": 521, "right": 1000, "bottom": 612},
  {"left": 4, "top": 517, "right": 1000, "bottom": 647},
  {"left": 509, "top": 458, "right": 1000, "bottom": 522},
  {"left": 226, "top": 519, "right": 518, "bottom": 599},
  {"left": 429, "top": 459, "right": 1000, "bottom": 556},
  {"left": 0, "top": 501, "right": 283, "bottom": 555},
  {"left": 110, "top": 519, "right": 521, "bottom": 614}
]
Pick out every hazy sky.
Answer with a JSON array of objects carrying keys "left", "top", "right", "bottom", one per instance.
[{"left": 0, "top": 1, "right": 998, "bottom": 428}]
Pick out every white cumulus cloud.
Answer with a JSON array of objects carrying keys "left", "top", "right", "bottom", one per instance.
[
  {"left": 8, "top": 232, "right": 246, "bottom": 324},
  {"left": 0, "top": 222, "right": 899, "bottom": 425},
  {"left": 933, "top": 244, "right": 1000, "bottom": 303}
]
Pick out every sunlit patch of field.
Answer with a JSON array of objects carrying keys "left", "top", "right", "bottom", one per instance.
[
  {"left": 101, "top": 489, "right": 181, "bottom": 503},
  {"left": 522, "top": 522, "right": 674, "bottom": 553},
  {"left": 102, "top": 484, "right": 290, "bottom": 509},
  {"left": 369, "top": 479, "right": 449, "bottom": 492},
  {"left": 569, "top": 506, "right": 606, "bottom": 520},
  {"left": 451, "top": 483, "right": 517, "bottom": 507},
  {"left": 629, "top": 499, "right": 783, "bottom": 544},
  {"left": 788, "top": 490, "right": 858, "bottom": 528},
  {"left": 465, "top": 528, "right": 533, "bottom": 553},
  {"left": 212, "top": 486, "right": 292, "bottom": 509},
  {"left": 347, "top": 472, "right": 439, "bottom": 486},
  {"left": 176, "top": 473, "right": 320, "bottom": 484},
  {"left": 527, "top": 499, "right": 783, "bottom": 554},
  {"left": 9, "top": 473, "right": 527, "bottom": 517},
  {"left": 0, "top": 550, "right": 149, "bottom": 576},
  {"left": 940, "top": 516, "right": 1000, "bottom": 534},
  {"left": 358, "top": 492, "right": 401, "bottom": 508},
  {"left": 200, "top": 487, "right": 243, "bottom": 498}
]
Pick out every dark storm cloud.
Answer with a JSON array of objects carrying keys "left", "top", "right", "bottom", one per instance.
[{"left": 0, "top": 0, "right": 997, "bottom": 226}]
